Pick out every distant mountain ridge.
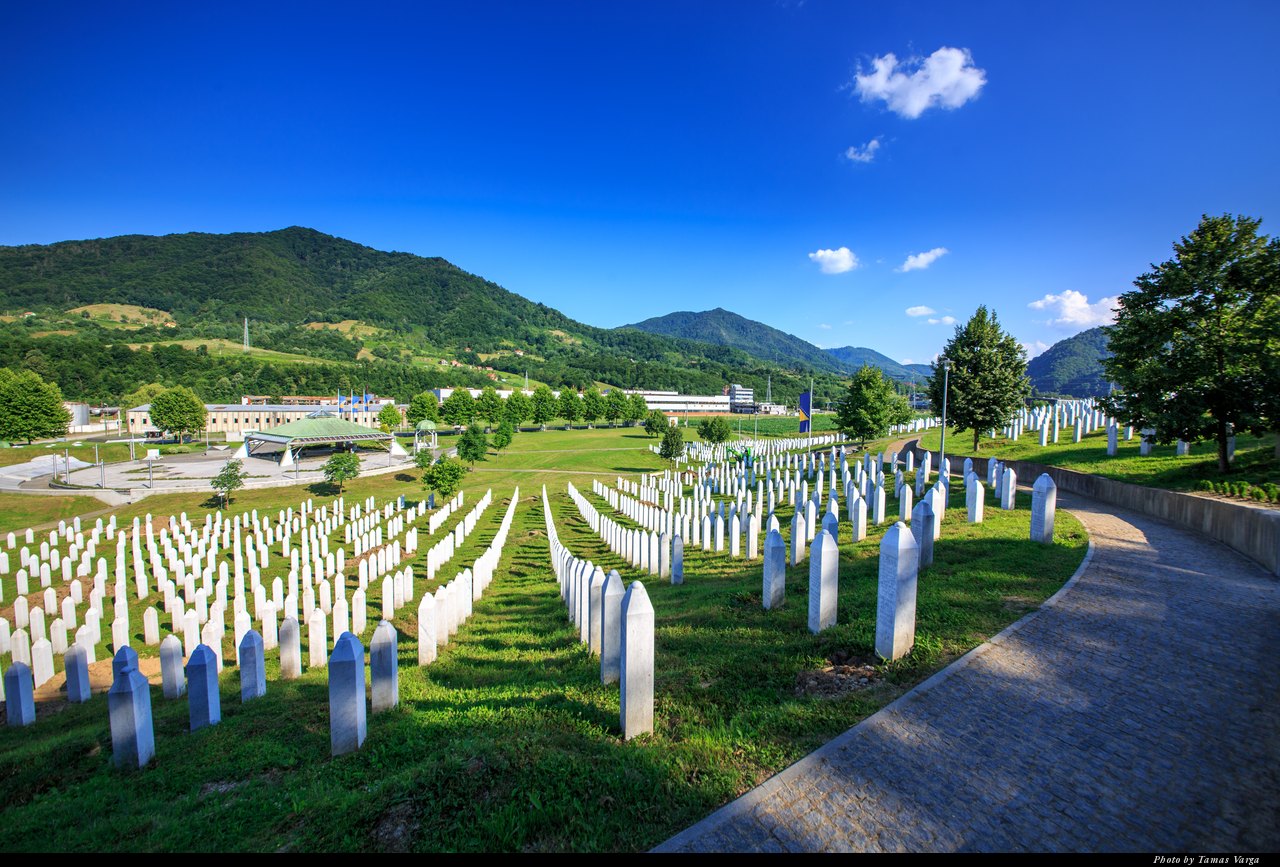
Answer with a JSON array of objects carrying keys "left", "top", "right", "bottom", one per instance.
[
  {"left": 622, "top": 307, "right": 846, "bottom": 374},
  {"left": 1027, "top": 326, "right": 1112, "bottom": 398}
]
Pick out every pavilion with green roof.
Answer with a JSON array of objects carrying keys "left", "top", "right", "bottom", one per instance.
[{"left": 234, "top": 411, "right": 407, "bottom": 466}]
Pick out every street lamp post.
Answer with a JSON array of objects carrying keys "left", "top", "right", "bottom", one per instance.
[{"left": 938, "top": 357, "right": 952, "bottom": 481}]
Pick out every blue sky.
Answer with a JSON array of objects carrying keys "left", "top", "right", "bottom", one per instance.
[{"left": 3, "top": 1, "right": 1278, "bottom": 365}]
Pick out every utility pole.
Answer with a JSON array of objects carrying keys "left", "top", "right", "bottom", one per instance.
[{"left": 243, "top": 317, "right": 250, "bottom": 354}]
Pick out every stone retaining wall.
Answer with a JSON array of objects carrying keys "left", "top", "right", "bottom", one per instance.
[{"left": 905, "top": 440, "right": 1280, "bottom": 577}]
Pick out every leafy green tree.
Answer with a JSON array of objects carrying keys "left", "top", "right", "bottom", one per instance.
[
  {"left": 644, "top": 409, "right": 668, "bottom": 438},
  {"left": 604, "top": 389, "right": 628, "bottom": 427},
  {"left": 475, "top": 386, "right": 504, "bottom": 426},
  {"left": 530, "top": 385, "right": 557, "bottom": 427},
  {"left": 504, "top": 390, "right": 532, "bottom": 426},
  {"left": 659, "top": 423, "right": 684, "bottom": 464},
  {"left": 440, "top": 389, "right": 476, "bottom": 427},
  {"left": 148, "top": 385, "right": 207, "bottom": 441},
  {"left": 492, "top": 420, "right": 515, "bottom": 454},
  {"left": 321, "top": 451, "right": 361, "bottom": 493},
  {"left": 456, "top": 422, "right": 489, "bottom": 465},
  {"left": 422, "top": 456, "right": 467, "bottom": 499},
  {"left": 925, "top": 306, "right": 1030, "bottom": 453},
  {"left": 0, "top": 368, "right": 71, "bottom": 444},
  {"left": 377, "top": 402, "right": 402, "bottom": 433},
  {"left": 120, "top": 382, "right": 168, "bottom": 412},
  {"left": 210, "top": 458, "right": 248, "bottom": 507},
  {"left": 406, "top": 391, "right": 440, "bottom": 425},
  {"left": 581, "top": 386, "right": 605, "bottom": 427},
  {"left": 628, "top": 393, "right": 650, "bottom": 425},
  {"left": 835, "top": 365, "right": 913, "bottom": 447},
  {"left": 696, "top": 415, "right": 733, "bottom": 445},
  {"left": 1099, "top": 214, "right": 1280, "bottom": 472},
  {"left": 558, "top": 389, "right": 582, "bottom": 428}
]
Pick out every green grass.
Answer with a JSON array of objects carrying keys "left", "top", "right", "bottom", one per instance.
[
  {"left": 0, "top": 426, "right": 1086, "bottom": 851},
  {"left": 913, "top": 425, "right": 1278, "bottom": 495}
]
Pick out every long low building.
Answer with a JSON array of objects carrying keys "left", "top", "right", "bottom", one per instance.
[
  {"left": 625, "top": 390, "right": 731, "bottom": 414},
  {"left": 126, "top": 403, "right": 402, "bottom": 438}
]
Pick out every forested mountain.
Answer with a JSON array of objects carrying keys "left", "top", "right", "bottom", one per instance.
[
  {"left": 0, "top": 228, "right": 851, "bottom": 405},
  {"left": 1027, "top": 327, "right": 1112, "bottom": 398},
  {"left": 823, "top": 346, "right": 918, "bottom": 381},
  {"left": 622, "top": 308, "right": 846, "bottom": 374}
]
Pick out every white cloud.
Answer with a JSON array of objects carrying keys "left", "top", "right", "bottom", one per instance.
[
  {"left": 1028, "top": 290, "right": 1119, "bottom": 329},
  {"left": 898, "top": 247, "right": 949, "bottom": 272},
  {"left": 854, "top": 47, "right": 986, "bottom": 119},
  {"left": 818, "top": 323, "right": 832, "bottom": 330},
  {"left": 807, "top": 247, "right": 859, "bottom": 274},
  {"left": 927, "top": 316, "right": 957, "bottom": 326},
  {"left": 905, "top": 305, "right": 936, "bottom": 317},
  {"left": 844, "top": 138, "right": 882, "bottom": 163},
  {"left": 1021, "top": 340, "right": 1051, "bottom": 359},
  {"left": 901, "top": 358, "right": 914, "bottom": 365}
]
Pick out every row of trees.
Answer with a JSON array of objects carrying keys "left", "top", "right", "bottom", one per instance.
[{"left": 406, "top": 385, "right": 652, "bottom": 428}]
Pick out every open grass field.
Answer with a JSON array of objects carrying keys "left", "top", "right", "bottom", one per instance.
[
  {"left": 913, "top": 425, "right": 1279, "bottom": 495},
  {"left": 67, "top": 304, "right": 175, "bottom": 328},
  {"left": 0, "top": 426, "right": 1086, "bottom": 851},
  {"left": 122, "top": 338, "right": 327, "bottom": 364}
]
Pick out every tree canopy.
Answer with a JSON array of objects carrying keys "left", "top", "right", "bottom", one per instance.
[
  {"left": 321, "top": 451, "right": 360, "bottom": 493},
  {"left": 530, "top": 385, "right": 557, "bottom": 426},
  {"left": 421, "top": 455, "right": 467, "bottom": 499},
  {"left": 504, "top": 390, "right": 532, "bottom": 426},
  {"left": 1099, "top": 214, "right": 1280, "bottom": 471},
  {"left": 558, "top": 389, "right": 582, "bottom": 427},
  {"left": 0, "top": 368, "right": 71, "bottom": 444},
  {"left": 925, "top": 306, "right": 1030, "bottom": 452},
  {"left": 148, "top": 385, "right": 207, "bottom": 440},
  {"left": 581, "top": 387, "right": 605, "bottom": 426},
  {"left": 492, "top": 420, "right": 515, "bottom": 454},
  {"left": 643, "top": 409, "right": 668, "bottom": 438},
  {"left": 377, "top": 402, "right": 402, "bottom": 432},
  {"left": 440, "top": 389, "right": 475, "bottom": 427},
  {"left": 406, "top": 391, "right": 439, "bottom": 425},
  {"left": 835, "top": 365, "right": 912, "bottom": 446},
  {"left": 456, "top": 422, "right": 489, "bottom": 465},
  {"left": 210, "top": 458, "right": 248, "bottom": 507},
  {"left": 696, "top": 415, "right": 732, "bottom": 445},
  {"left": 604, "top": 389, "right": 628, "bottom": 427},
  {"left": 659, "top": 423, "right": 684, "bottom": 463},
  {"left": 475, "top": 387, "right": 504, "bottom": 426}
]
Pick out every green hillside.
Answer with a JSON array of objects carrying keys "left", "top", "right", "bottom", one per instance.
[
  {"left": 824, "top": 346, "right": 916, "bottom": 381},
  {"left": 622, "top": 307, "right": 846, "bottom": 374},
  {"left": 1027, "top": 327, "right": 1112, "bottom": 398},
  {"left": 0, "top": 229, "right": 852, "bottom": 406}
]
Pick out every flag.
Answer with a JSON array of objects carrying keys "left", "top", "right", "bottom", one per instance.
[{"left": 799, "top": 391, "right": 812, "bottom": 434}]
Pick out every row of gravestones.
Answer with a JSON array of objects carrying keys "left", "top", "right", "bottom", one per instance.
[
  {"left": 541, "top": 486, "right": 653, "bottom": 739},
  {"left": 425, "top": 490, "right": 491, "bottom": 579},
  {"left": 3, "top": 625, "right": 399, "bottom": 763},
  {"left": 568, "top": 483, "right": 685, "bottom": 581},
  {"left": 0, "top": 485, "right": 454, "bottom": 699},
  {"left": 426, "top": 491, "right": 466, "bottom": 534},
  {"left": 417, "top": 490, "right": 519, "bottom": 665},
  {"left": 6, "top": 494, "right": 525, "bottom": 759}
]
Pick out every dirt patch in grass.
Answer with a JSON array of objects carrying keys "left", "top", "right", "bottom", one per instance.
[
  {"left": 795, "top": 653, "right": 883, "bottom": 698},
  {"left": 372, "top": 801, "right": 420, "bottom": 852}
]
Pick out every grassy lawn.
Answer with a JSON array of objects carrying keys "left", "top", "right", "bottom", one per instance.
[
  {"left": 0, "top": 426, "right": 1086, "bottom": 851},
  {"left": 912, "top": 425, "right": 1279, "bottom": 496}
]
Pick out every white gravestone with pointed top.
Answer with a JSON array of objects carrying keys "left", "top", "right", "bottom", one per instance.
[
  {"left": 186, "top": 644, "right": 221, "bottom": 730},
  {"left": 160, "top": 634, "right": 185, "bottom": 699},
  {"left": 763, "top": 528, "right": 786, "bottom": 610},
  {"left": 370, "top": 620, "right": 399, "bottom": 713},
  {"left": 329, "top": 632, "right": 367, "bottom": 756},
  {"left": 109, "top": 661, "right": 155, "bottom": 768},
  {"left": 240, "top": 630, "right": 266, "bottom": 702},
  {"left": 1031, "top": 473, "right": 1058, "bottom": 544},
  {"left": 875, "top": 523, "right": 919, "bottom": 662},
  {"left": 620, "top": 581, "right": 654, "bottom": 740},
  {"left": 600, "top": 570, "right": 625, "bottom": 685},
  {"left": 279, "top": 616, "right": 302, "bottom": 679}
]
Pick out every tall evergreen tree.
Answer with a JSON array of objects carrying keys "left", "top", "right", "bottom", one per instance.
[{"left": 925, "top": 306, "right": 1030, "bottom": 452}]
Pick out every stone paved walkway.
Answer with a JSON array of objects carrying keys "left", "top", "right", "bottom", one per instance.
[{"left": 656, "top": 492, "right": 1280, "bottom": 852}]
